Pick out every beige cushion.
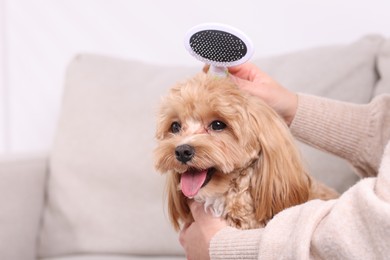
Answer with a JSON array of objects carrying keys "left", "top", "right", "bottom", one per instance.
[
  {"left": 256, "top": 35, "right": 384, "bottom": 102},
  {"left": 375, "top": 37, "right": 390, "bottom": 96},
  {"left": 38, "top": 55, "right": 196, "bottom": 258},
  {"left": 0, "top": 154, "right": 47, "bottom": 260},
  {"left": 38, "top": 35, "right": 387, "bottom": 257},
  {"left": 42, "top": 255, "right": 185, "bottom": 260}
]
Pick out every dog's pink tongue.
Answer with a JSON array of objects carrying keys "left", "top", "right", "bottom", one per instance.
[{"left": 180, "top": 170, "right": 208, "bottom": 198}]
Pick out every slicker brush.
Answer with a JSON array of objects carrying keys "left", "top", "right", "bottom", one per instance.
[{"left": 184, "top": 23, "right": 254, "bottom": 77}]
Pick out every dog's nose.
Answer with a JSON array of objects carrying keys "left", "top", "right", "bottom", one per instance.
[{"left": 175, "top": 144, "right": 195, "bottom": 163}]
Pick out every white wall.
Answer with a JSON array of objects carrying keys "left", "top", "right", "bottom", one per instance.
[
  {"left": 0, "top": 0, "right": 7, "bottom": 152},
  {"left": 1, "top": 0, "right": 390, "bottom": 154}
]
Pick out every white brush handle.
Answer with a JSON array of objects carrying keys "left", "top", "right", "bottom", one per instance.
[{"left": 209, "top": 65, "right": 228, "bottom": 77}]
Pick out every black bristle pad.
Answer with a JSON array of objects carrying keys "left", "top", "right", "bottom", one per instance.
[{"left": 189, "top": 30, "right": 247, "bottom": 63}]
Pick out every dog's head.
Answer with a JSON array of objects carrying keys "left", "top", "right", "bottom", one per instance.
[{"left": 154, "top": 72, "right": 310, "bottom": 230}]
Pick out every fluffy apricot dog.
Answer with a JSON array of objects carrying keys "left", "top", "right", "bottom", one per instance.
[{"left": 154, "top": 72, "right": 337, "bottom": 231}]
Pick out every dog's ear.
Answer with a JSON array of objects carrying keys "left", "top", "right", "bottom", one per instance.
[
  {"left": 165, "top": 172, "right": 193, "bottom": 231},
  {"left": 244, "top": 97, "right": 311, "bottom": 224}
]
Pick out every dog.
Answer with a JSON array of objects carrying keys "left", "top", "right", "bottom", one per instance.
[{"left": 154, "top": 72, "right": 338, "bottom": 231}]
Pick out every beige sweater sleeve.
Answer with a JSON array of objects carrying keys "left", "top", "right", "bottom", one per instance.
[
  {"left": 290, "top": 94, "right": 390, "bottom": 177},
  {"left": 210, "top": 94, "right": 390, "bottom": 259}
]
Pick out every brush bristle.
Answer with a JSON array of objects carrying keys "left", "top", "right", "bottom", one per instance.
[{"left": 189, "top": 29, "right": 247, "bottom": 65}]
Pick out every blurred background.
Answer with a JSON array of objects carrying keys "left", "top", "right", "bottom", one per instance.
[{"left": 0, "top": 0, "right": 390, "bottom": 155}]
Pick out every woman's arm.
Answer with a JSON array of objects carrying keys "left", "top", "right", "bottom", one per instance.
[
  {"left": 210, "top": 143, "right": 390, "bottom": 259},
  {"left": 290, "top": 94, "right": 390, "bottom": 177},
  {"left": 228, "top": 63, "right": 390, "bottom": 177}
]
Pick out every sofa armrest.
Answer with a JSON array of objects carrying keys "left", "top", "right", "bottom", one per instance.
[{"left": 0, "top": 153, "right": 48, "bottom": 260}]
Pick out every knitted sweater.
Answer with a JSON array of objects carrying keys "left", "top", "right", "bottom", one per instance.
[{"left": 210, "top": 94, "right": 390, "bottom": 259}]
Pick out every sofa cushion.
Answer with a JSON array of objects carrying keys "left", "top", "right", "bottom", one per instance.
[
  {"left": 256, "top": 34, "right": 384, "bottom": 102},
  {"left": 38, "top": 55, "right": 196, "bottom": 258},
  {"left": 42, "top": 255, "right": 185, "bottom": 260},
  {"left": 0, "top": 154, "right": 47, "bottom": 260},
  {"left": 374, "top": 37, "right": 390, "bottom": 96},
  {"left": 38, "top": 35, "right": 386, "bottom": 257}
]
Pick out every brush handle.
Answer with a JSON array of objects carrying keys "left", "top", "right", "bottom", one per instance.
[{"left": 209, "top": 65, "right": 228, "bottom": 77}]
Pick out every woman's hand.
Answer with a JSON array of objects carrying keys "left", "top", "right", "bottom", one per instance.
[
  {"left": 179, "top": 201, "right": 228, "bottom": 260},
  {"left": 228, "top": 63, "right": 298, "bottom": 125},
  {"left": 204, "top": 63, "right": 298, "bottom": 125}
]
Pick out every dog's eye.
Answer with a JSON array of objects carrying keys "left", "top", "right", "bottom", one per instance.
[
  {"left": 170, "top": 122, "right": 181, "bottom": 133},
  {"left": 210, "top": 120, "right": 227, "bottom": 131}
]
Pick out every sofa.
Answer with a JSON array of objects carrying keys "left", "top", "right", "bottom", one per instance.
[{"left": 0, "top": 34, "right": 389, "bottom": 260}]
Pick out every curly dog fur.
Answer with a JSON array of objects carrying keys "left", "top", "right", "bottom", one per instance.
[{"left": 154, "top": 72, "right": 338, "bottom": 231}]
